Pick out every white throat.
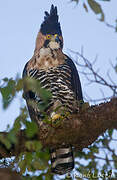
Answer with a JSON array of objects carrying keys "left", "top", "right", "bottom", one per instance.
[
  {"left": 49, "top": 41, "right": 60, "bottom": 50},
  {"left": 39, "top": 47, "right": 51, "bottom": 57}
]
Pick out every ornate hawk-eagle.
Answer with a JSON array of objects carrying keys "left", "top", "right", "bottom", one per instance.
[{"left": 23, "top": 4, "right": 83, "bottom": 175}]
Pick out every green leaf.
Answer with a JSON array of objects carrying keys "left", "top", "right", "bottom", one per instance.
[
  {"left": 13, "top": 117, "right": 21, "bottom": 132},
  {"left": 25, "top": 141, "right": 34, "bottom": 150},
  {"left": 108, "top": 129, "right": 113, "bottom": 137},
  {"left": 23, "top": 77, "right": 52, "bottom": 112},
  {"left": 32, "top": 160, "right": 46, "bottom": 170},
  {"left": 2, "top": 77, "right": 9, "bottom": 82},
  {"left": 32, "top": 78, "right": 52, "bottom": 103},
  {"left": 19, "top": 160, "right": 26, "bottom": 174},
  {"left": 0, "top": 78, "right": 16, "bottom": 109},
  {"left": 90, "top": 145, "right": 99, "bottom": 153},
  {"left": 25, "top": 121, "right": 38, "bottom": 138},
  {"left": 88, "top": 0, "right": 104, "bottom": 21},
  {"left": 25, "top": 152, "right": 33, "bottom": 163},
  {"left": 107, "top": 170, "right": 112, "bottom": 178},
  {"left": 39, "top": 88, "right": 52, "bottom": 102},
  {"left": 16, "top": 79, "right": 23, "bottom": 91},
  {"left": 7, "top": 129, "right": 17, "bottom": 144},
  {"left": 25, "top": 140, "right": 42, "bottom": 151},
  {"left": 0, "top": 134, "right": 12, "bottom": 149}
]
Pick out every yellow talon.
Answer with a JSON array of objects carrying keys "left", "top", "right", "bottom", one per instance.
[
  {"left": 50, "top": 113, "right": 62, "bottom": 127},
  {"left": 52, "top": 114, "right": 61, "bottom": 120}
]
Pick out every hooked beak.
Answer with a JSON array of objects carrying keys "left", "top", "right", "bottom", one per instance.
[
  {"left": 55, "top": 35, "right": 60, "bottom": 43},
  {"left": 51, "top": 35, "right": 60, "bottom": 43}
]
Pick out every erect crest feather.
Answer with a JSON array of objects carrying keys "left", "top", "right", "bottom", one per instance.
[{"left": 40, "top": 4, "right": 62, "bottom": 36}]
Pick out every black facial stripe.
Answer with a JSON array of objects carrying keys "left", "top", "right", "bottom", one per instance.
[{"left": 43, "top": 39, "right": 50, "bottom": 48}]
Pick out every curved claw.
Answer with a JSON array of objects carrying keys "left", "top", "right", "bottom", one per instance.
[
  {"left": 51, "top": 113, "right": 62, "bottom": 127},
  {"left": 52, "top": 114, "right": 61, "bottom": 121}
]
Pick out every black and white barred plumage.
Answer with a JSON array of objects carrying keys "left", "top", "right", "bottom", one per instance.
[
  {"left": 23, "top": 56, "right": 82, "bottom": 174},
  {"left": 23, "top": 57, "right": 82, "bottom": 120},
  {"left": 22, "top": 4, "right": 83, "bottom": 175}
]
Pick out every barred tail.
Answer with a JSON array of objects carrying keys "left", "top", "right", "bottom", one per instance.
[{"left": 50, "top": 146, "right": 74, "bottom": 175}]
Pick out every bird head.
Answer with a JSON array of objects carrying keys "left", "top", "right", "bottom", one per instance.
[
  {"left": 35, "top": 5, "right": 63, "bottom": 52},
  {"left": 43, "top": 33, "right": 63, "bottom": 50}
]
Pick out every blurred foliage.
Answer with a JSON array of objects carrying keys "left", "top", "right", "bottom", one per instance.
[
  {"left": 71, "top": 0, "right": 117, "bottom": 32},
  {"left": 23, "top": 77, "right": 52, "bottom": 112},
  {"left": 0, "top": 0, "right": 117, "bottom": 179},
  {"left": 87, "top": 0, "right": 104, "bottom": 21},
  {"left": 71, "top": 0, "right": 108, "bottom": 21},
  {"left": 0, "top": 76, "right": 117, "bottom": 179},
  {"left": 0, "top": 77, "right": 53, "bottom": 179},
  {"left": 0, "top": 77, "right": 23, "bottom": 109},
  {"left": 71, "top": 0, "right": 109, "bottom": 21}
]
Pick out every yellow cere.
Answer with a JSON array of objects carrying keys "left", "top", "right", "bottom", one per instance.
[{"left": 54, "top": 34, "right": 58, "bottom": 37}]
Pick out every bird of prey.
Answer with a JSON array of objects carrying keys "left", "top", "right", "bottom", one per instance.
[{"left": 22, "top": 4, "right": 83, "bottom": 175}]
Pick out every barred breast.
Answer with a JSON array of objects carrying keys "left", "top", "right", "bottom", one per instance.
[
  {"left": 28, "top": 63, "right": 78, "bottom": 115},
  {"left": 27, "top": 63, "right": 77, "bottom": 175}
]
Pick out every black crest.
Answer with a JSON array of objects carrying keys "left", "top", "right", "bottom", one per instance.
[{"left": 40, "top": 4, "right": 62, "bottom": 35}]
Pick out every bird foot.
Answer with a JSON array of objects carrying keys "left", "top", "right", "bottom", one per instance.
[{"left": 51, "top": 112, "right": 62, "bottom": 127}]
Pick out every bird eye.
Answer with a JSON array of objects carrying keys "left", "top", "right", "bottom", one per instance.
[{"left": 46, "top": 34, "right": 51, "bottom": 39}]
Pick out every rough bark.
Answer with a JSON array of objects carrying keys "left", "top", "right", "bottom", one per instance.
[
  {"left": 0, "top": 98, "right": 117, "bottom": 158},
  {"left": 0, "top": 168, "right": 21, "bottom": 180}
]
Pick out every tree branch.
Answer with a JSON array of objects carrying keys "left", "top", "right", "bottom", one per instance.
[
  {"left": 0, "top": 168, "right": 21, "bottom": 180},
  {"left": 0, "top": 98, "right": 117, "bottom": 158}
]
